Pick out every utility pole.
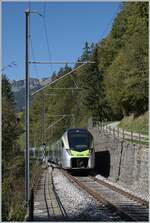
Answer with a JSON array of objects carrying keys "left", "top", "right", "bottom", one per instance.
[
  {"left": 25, "top": 10, "right": 41, "bottom": 213},
  {"left": 41, "top": 94, "right": 45, "bottom": 146},
  {"left": 25, "top": 9, "right": 30, "bottom": 206},
  {"left": 24, "top": 7, "right": 95, "bottom": 215}
]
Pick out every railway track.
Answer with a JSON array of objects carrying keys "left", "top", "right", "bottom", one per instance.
[
  {"left": 33, "top": 167, "right": 67, "bottom": 221},
  {"left": 62, "top": 170, "right": 149, "bottom": 221},
  {"left": 91, "top": 176, "right": 148, "bottom": 207}
]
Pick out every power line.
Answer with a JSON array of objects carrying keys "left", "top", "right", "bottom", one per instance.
[
  {"left": 42, "top": 19, "right": 52, "bottom": 61},
  {"left": 29, "top": 35, "right": 39, "bottom": 76},
  {"left": 42, "top": 2, "right": 53, "bottom": 73},
  {"left": 43, "top": 1, "right": 46, "bottom": 17},
  {"left": 29, "top": 61, "right": 95, "bottom": 64},
  {"left": 31, "top": 62, "right": 93, "bottom": 96},
  {"left": 99, "top": 3, "right": 121, "bottom": 41},
  {"left": 28, "top": 1, "right": 31, "bottom": 11},
  {"left": 1, "top": 61, "right": 16, "bottom": 72},
  {"left": 28, "top": 3, "right": 40, "bottom": 78}
]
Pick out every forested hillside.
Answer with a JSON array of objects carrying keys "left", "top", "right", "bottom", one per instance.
[
  {"left": 30, "top": 2, "right": 148, "bottom": 148},
  {"left": 2, "top": 76, "right": 43, "bottom": 221}
]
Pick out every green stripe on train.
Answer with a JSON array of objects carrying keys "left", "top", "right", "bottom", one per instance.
[{"left": 70, "top": 149, "right": 90, "bottom": 157}]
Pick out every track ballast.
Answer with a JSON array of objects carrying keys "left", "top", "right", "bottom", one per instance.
[{"left": 62, "top": 169, "right": 149, "bottom": 221}]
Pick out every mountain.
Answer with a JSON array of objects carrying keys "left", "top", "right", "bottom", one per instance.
[{"left": 10, "top": 77, "right": 51, "bottom": 111}]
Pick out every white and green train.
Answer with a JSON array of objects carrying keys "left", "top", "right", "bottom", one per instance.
[{"left": 48, "top": 128, "right": 95, "bottom": 169}]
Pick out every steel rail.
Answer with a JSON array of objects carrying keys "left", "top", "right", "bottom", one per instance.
[
  {"left": 51, "top": 167, "right": 68, "bottom": 218},
  {"left": 90, "top": 176, "right": 148, "bottom": 208},
  {"left": 33, "top": 167, "right": 67, "bottom": 221},
  {"left": 33, "top": 168, "right": 67, "bottom": 221},
  {"left": 62, "top": 171, "right": 147, "bottom": 222},
  {"left": 44, "top": 170, "right": 51, "bottom": 219}
]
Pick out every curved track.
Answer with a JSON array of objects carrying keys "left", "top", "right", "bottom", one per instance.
[
  {"left": 91, "top": 176, "right": 148, "bottom": 207},
  {"left": 34, "top": 167, "right": 68, "bottom": 221},
  {"left": 62, "top": 170, "right": 148, "bottom": 221}
]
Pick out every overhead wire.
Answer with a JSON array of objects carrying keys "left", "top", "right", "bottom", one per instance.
[
  {"left": 29, "top": 36, "right": 39, "bottom": 77},
  {"left": 42, "top": 2, "right": 53, "bottom": 74},
  {"left": 99, "top": 3, "right": 122, "bottom": 41},
  {"left": 28, "top": 1, "right": 31, "bottom": 11},
  {"left": 43, "top": 2, "right": 46, "bottom": 17},
  {"left": 28, "top": 3, "right": 121, "bottom": 84},
  {"left": 28, "top": 2, "right": 40, "bottom": 78}
]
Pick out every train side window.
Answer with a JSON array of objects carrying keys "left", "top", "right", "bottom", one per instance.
[{"left": 61, "top": 141, "right": 64, "bottom": 148}]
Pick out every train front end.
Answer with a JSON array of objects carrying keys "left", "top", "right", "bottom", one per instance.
[{"left": 65, "top": 128, "right": 95, "bottom": 169}]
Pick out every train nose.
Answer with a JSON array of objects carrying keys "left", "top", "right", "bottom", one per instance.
[{"left": 77, "top": 159, "right": 84, "bottom": 167}]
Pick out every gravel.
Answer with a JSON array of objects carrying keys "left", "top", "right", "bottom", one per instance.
[{"left": 51, "top": 168, "right": 114, "bottom": 221}]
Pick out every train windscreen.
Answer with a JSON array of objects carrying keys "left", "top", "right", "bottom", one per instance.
[{"left": 68, "top": 132, "right": 92, "bottom": 151}]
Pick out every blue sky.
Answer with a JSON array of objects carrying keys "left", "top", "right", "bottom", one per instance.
[{"left": 2, "top": 1, "right": 121, "bottom": 81}]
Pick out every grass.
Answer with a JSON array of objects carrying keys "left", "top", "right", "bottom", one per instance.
[
  {"left": 30, "top": 161, "right": 44, "bottom": 192},
  {"left": 18, "top": 133, "right": 25, "bottom": 151},
  {"left": 2, "top": 154, "right": 26, "bottom": 221},
  {"left": 118, "top": 111, "right": 148, "bottom": 135}
]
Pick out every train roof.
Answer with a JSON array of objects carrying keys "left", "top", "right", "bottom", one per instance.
[
  {"left": 61, "top": 128, "right": 92, "bottom": 144},
  {"left": 64, "top": 128, "right": 92, "bottom": 136},
  {"left": 50, "top": 128, "right": 93, "bottom": 147}
]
